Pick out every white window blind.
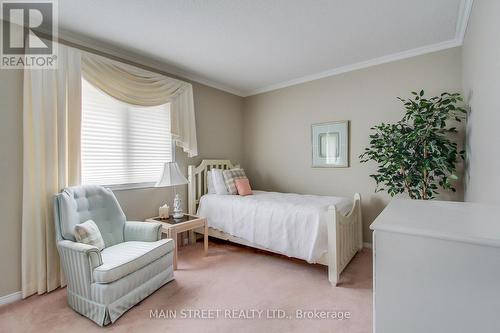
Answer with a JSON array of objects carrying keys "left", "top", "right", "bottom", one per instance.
[{"left": 81, "top": 78, "right": 172, "bottom": 187}]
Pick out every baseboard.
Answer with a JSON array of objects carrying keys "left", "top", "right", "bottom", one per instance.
[
  {"left": 0, "top": 291, "right": 22, "bottom": 306},
  {"left": 363, "top": 242, "right": 372, "bottom": 249}
]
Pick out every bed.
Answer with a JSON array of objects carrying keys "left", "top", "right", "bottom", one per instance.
[{"left": 188, "top": 160, "right": 363, "bottom": 285}]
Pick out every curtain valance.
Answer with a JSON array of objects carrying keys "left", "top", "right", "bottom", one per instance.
[{"left": 81, "top": 52, "right": 198, "bottom": 157}]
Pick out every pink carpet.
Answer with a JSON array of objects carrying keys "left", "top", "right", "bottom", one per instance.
[{"left": 0, "top": 240, "right": 373, "bottom": 333}]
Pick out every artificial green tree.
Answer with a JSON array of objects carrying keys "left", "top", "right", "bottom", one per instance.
[{"left": 360, "top": 90, "right": 466, "bottom": 200}]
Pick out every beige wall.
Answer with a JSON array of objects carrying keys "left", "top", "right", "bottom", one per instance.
[
  {"left": 0, "top": 61, "right": 244, "bottom": 297},
  {"left": 462, "top": 0, "right": 500, "bottom": 203},
  {"left": 243, "top": 48, "right": 464, "bottom": 243}
]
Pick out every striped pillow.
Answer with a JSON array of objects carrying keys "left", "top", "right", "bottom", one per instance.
[
  {"left": 222, "top": 168, "right": 247, "bottom": 195},
  {"left": 74, "top": 220, "right": 105, "bottom": 250}
]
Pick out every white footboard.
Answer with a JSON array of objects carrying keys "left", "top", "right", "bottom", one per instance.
[{"left": 326, "top": 193, "right": 363, "bottom": 285}]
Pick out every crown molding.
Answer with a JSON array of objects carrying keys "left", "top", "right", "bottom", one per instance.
[
  {"left": 54, "top": 0, "right": 474, "bottom": 99},
  {"left": 243, "top": 0, "right": 474, "bottom": 97},
  {"left": 456, "top": 0, "right": 474, "bottom": 43},
  {"left": 56, "top": 29, "right": 246, "bottom": 97},
  {"left": 243, "top": 40, "right": 462, "bottom": 96}
]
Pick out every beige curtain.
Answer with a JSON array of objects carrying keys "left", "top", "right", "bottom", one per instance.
[
  {"left": 82, "top": 52, "right": 198, "bottom": 157},
  {"left": 22, "top": 44, "right": 82, "bottom": 298}
]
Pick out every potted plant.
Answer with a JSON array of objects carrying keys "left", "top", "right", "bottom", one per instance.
[{"left": 360, "top": 90, "right": 466, "bottom": 200}]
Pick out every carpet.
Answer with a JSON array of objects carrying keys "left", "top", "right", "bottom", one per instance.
[{"left": 0, "top": 240, "right": 372, "bottom": 332}]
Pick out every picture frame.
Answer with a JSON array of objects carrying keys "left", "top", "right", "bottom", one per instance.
[{"left": 311, "top": 120, "right": 349, "bottom": 168}]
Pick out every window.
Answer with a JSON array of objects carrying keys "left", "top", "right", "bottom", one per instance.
[{"left": 81, "top": 78, "right": 172, "bottom": 187}]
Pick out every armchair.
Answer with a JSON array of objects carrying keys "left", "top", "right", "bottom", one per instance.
[{"left": 54, "top": 185, "right": 174, "bottom": 326}]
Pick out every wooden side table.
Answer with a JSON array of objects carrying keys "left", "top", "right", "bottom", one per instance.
[{"left": 146, "top": 214, "right": 208, "bottom": 270}]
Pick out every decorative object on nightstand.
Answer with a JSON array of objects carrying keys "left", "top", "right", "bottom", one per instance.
[
  {"left": 155, "top": 161, "right": 188, "bottom": 219},
  {"left": 146, "top": 214, "right": 208, "bottom": 270},
  {"left": 159, "top": 204, "right": 170, "bottom": 218}
]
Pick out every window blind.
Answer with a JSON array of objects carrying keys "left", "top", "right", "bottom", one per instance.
[{"left": 81, "top": 78, "right": 172, "bottom": 187}]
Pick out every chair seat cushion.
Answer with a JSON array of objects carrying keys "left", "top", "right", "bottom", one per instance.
[{"left": 93, "top": 239, "right": 174, "bottom": 284}]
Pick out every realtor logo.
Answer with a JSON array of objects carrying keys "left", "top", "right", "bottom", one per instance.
[{"left": 1, "top": 0, "right": 58, "bottom": 68}]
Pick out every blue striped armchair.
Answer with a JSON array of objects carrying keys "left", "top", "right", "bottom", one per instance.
[{"left": 53, "top": 185, "right": 174, "bottom": 326}]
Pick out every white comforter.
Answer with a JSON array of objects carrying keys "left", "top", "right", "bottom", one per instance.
[{"left": 197, "top": 191, "right": 352, "bottom": 263}]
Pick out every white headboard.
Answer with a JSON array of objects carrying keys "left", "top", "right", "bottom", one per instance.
[{"left": 188, "top": 159, "right": 238, "bottom": 214}]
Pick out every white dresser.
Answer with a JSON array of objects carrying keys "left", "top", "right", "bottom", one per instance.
[{"left": 371, "top": 199, "right": 500, "bottom": 333}]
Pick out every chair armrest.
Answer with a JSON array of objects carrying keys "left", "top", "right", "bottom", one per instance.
[
  {"left": 57, "top": 240, "right": 102, "bottom": 269},
  {"left": 124, "top": 221, "right": 162, "bottom": 242},
  {"left": 57, "top": 240, "right": 102, "bottom": 290}
]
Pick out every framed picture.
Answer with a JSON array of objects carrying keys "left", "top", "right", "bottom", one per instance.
[{"left": 311, "top": 120, "right": 349, "bottom": 168}]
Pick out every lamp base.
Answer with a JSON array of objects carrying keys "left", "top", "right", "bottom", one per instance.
[
  {"left": 172, "top": 212, "right": 184, "bottom": 219},
  {"left": 172, "top": 193, "right": 183, "bottom": 219}
]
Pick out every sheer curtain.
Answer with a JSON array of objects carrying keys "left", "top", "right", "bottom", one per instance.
[{"left": 22, "top": 44, "right": 81, "bottom": 297}]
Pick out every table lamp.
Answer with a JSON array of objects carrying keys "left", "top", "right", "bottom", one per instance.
[{"left": 155, "top": 162, "right": 188, "bottom": 219}]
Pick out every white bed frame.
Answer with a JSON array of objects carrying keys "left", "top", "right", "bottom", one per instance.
[{"left": 188, "top": 159, "right": 363, "bottom": 285}]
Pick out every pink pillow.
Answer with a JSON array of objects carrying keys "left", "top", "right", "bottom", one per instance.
[{"left": 235, "top": 178, "right": 253, "bottom": 196}]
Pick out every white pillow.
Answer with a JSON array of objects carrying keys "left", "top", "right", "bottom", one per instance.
[
  {"left": 74, "top": 220, "right": 105, "bottom": 251},
  {"left": 211, "top": 169, "right": 230, "bottom": 195},
  {"left": 207, "top": 170, "right": 215, "bottom": 194}
]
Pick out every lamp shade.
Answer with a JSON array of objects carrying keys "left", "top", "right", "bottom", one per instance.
[{"left": 155, "top": 162, "right": 188, "bottom": 187}]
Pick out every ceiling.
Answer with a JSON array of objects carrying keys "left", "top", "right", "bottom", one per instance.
[{"left": 58, "top": 0, "right": 473, "bottom": 97}]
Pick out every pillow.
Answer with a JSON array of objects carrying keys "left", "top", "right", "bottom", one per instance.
[
  {"left": 211, "top": 169, "right": 230, "bottom": 195},
  {"left": 223, "top": 168, "right": 247, "bottom": 195},
  {"left": 74, "top": 220, "right": 105, "bottom": 251},
  {"left": 235, "top": 178, "right": 253, "bottom": 196},
  {"left": 207, "top": 170, "right": 216, "bottom": 194}
]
